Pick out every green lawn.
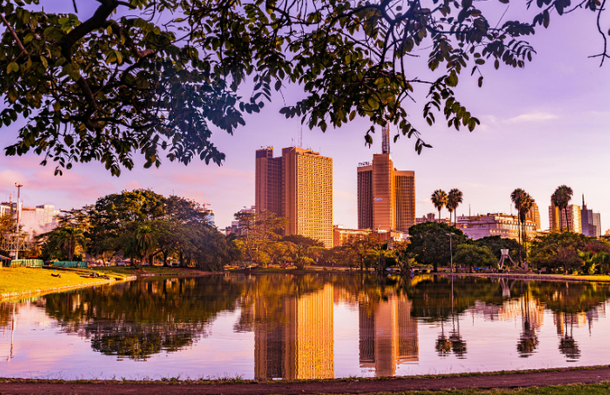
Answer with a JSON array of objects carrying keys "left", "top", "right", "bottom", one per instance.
[{"left": 0, "top": 267, "right": 121, "bottom": 297}]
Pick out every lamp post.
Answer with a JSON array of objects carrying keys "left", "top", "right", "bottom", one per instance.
[
  {"left": 446, "top": 232, "right": 454, "bottom": 273},
  {"left": 14, "top": 183, "right": 23, "bottom": 260}
]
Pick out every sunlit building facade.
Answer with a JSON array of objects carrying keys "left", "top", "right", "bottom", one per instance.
[
  {"left": 549, "top": 204, "right": 582, "bottom": 233},
  {"left": 526, "top": 201, "right": 542, "bottom": 231},
  {"left": 457, "top": 214, "right": 537, "bottom": 241},
  {"left": 357, "top": 125, "right": 415, "bottom": 232},
  {"left": 255, "top": 147, "right": 333, "bottom": 247}
]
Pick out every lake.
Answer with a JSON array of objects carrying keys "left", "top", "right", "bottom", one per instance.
[{"left": 1, "top": 273, "right": 609, "bottom": 380}]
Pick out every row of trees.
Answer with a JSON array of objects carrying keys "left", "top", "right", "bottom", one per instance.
[
  {"left": 232, "top": 210, "right": 326, "bottom": 269},
  {"left": 430, "top": 189, "right": 463, "bottom": 226},
  {"left": 406, "top": 220, "right": 610, "bottom": 276},
  {"left": 35, "top": 189, "right": 239, "bottom": 271}
]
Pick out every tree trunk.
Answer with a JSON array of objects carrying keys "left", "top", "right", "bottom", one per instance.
[
  {"left": 565, "top": 207, "right": 570, "bottom": 232},
  {"left": 517, "top": 213, "right": 522, "bottom": 264}
]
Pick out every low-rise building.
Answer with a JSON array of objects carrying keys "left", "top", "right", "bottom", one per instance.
[
  {"left": 333, "top": 225, "right": 408, "bottom": 247},
  {"left": 225, "top": 206, "right": 256, "bottom": 236},
  {"left": 458, "top": 214, "right": 537, "bottom": 241}
]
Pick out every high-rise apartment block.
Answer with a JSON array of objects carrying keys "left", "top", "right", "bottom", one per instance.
[
  {"left": 255, "top": 147, "right": 333, "bottom": 247},
  {"left": 549, "top": 204, "right": 582, "bottom": 233},
  {"left": 581, "top": 195, "right": 602, "bottom": 237},
  {"left": 357, "top": 125, "right": 415, "bottom": 232}
]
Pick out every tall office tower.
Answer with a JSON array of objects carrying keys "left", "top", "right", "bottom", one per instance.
[
  {"left": 526, "top": 200, "right": 542, "bottom": 230},
  {"left": 581, "top": 195, "right": 602, "bottom": 237},
  {"left": 357, "top": 125, "right": 415, "bottom": 231},
  {"left": 255, "top": 147, "right": 333, "bottom": 247},
  {"left": 549, "top": 203, "right": 582, "bottom": 233},
  {"left": 359, "top": 294, "right": 418, "bottom": 377},
  {"left": 254, "top": 284, "right": 334, "bottom": 380}
]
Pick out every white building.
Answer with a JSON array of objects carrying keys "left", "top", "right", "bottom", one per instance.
[
  {"left": 0, "top": 202, "right": 60, "bottom": 240},
  {"left": 458, "top": 214, "right": 538, "bottom": 241}
]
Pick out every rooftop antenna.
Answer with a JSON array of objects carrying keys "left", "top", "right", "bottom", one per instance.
[
  {"left": 382, "top": 123, "right": 390, "bottom": 154},
  {"left": 469, "top": 204, "right": 471, "bottom": 216}
]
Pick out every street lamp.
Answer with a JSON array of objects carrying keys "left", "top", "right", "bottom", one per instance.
[
  {"left": 14, "top": 183, "right": 23, "bottom": 260},
  {"left": 446, "top": 232, "right": 454, "bottom": 273}
]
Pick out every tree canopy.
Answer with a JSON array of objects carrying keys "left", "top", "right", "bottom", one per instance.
[
  {"left": 0, "top": 0, "right": 604, "bottom": 175},
  {"left": 408, "top": 221, "right": 467, "bottom": 271}
]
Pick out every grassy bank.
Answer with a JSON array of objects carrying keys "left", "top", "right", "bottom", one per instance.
[
  {"left": 439, "top": 272, "right": 610, "bottom": 283},
  {"left": 0, "top": 266, "right": 221, "bottom": 302},
  {"left": 94, "top": 265, "right": 220, "bottom": 277},
  {"left": 0, "top": 267, "right": 130, "bottom": 301}
]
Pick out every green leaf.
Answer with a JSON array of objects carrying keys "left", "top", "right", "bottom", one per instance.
[
  {"left": 7, "top": 62, "right": 19, "bottom": 74},
  {"left": 40, "top": 56, "right": 48, "bottom": 68}
]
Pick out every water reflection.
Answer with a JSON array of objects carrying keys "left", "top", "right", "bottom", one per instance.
[
  {"left": 36, "top": 276, "right": 245, "bottom": 360},
  {"left": 2, "top": 274, "right": 610, "bottom": 379},
  {"left": 254, "top": 284, "right": 334, "bottom": 379},
  {"left": 358, "top": 295, "right": 418, "bottom": 376}
]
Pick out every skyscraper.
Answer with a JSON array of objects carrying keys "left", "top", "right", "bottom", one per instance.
[
  {"left": 581, "top": 195, "right": 602, "bottom": 237},
  {"left": 357, "top": 125, "right": 415, "bottom": 231},
  {"left": 255, "top": 147, "right": 333, "bottom": 247}
]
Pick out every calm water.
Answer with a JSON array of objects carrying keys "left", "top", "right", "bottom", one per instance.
[{"left": 1, "top": 274, "right": 610, "bottom": 380}]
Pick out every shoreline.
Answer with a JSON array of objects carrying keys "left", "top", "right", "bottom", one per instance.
[
  {"left": 0, "top": 267, "right": 219, "bottom": 303},
  {"left": 0, "top": 365, "right": 609, "bottom": 394},
  {"left": 232, "top": 267, "right": 610, "bottom": 283},
  {"left": 434, "top": 271, "right": 610, "bottom": 283},
  {"left": 0, "top": 277, "right": 116, "bottom": 302}
]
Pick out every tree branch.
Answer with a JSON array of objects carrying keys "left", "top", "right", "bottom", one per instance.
[{"left": 0, "top": 12, "right": 29, "bottom": 57}]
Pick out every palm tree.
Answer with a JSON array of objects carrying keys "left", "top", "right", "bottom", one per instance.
[
  {"left": 510, "top": 188, "right": 530, "bottom": 264},
  {"left": 134, "top": 224, "right": 158, "bottom": 265},
  {"left": 552, "top": 185, "right": 574, "bottom": 232},
  {"left": 431, "top": 190, "right": 448, "bottom": 222},
  {"left": 447, "top": 188, "right": 463, "bottom": 226},
  {"left": 45, "top": 226, "right": 87, "bottom": 261},
  {"left": 519, "top": 193, "right": 533, "bottom": 262}
]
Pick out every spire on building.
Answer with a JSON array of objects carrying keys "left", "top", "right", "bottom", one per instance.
[
  {"left": 382, "top": 123, "right": 390, "bottom": 154},
  {"left": 582, "top": 194, "right": 587, "bottom": 209}
]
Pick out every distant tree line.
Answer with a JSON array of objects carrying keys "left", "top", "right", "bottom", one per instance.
[{"left": 34, "top": 189, "right": 240, "bottom": 271}]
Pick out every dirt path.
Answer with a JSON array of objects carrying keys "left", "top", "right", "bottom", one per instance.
[{"left": 1, "top": 367, "right": 609, "bottom": 394}]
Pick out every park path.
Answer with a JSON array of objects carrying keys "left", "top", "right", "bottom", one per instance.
[{"left": 1, "top": 367, "right": 609, "bottom": 394}]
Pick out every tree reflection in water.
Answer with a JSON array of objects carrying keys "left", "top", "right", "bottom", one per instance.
[
  {"left": 37, "top": 276, "right": 245, "bottom": 360},
  {"left": 557, "top": 312, "right": 581, "bottom": 362}
]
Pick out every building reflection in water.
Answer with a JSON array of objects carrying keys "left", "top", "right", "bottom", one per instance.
[
  {"left": 254, "top": 283, "right": 334, "bottom": 380},
  {"left": 358, "top": 294, "right": 418, "bottom": 377}
]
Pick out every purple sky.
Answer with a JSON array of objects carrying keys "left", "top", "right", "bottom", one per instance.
[{"left": 1, "top": 2, "right": 609, "bottom": 231}]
